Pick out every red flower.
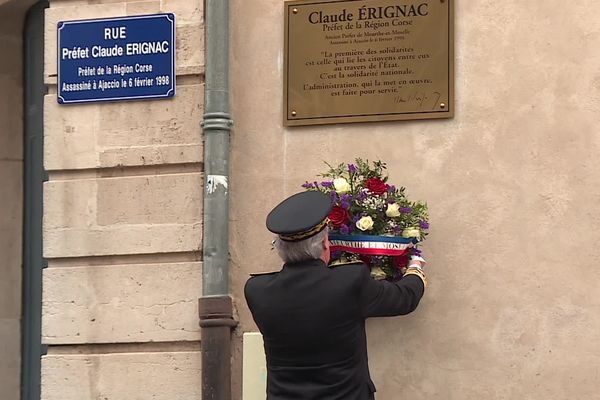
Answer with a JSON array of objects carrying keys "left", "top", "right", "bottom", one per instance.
[
  {"left": 329, "top": 206, "right": 350, "bottom": 227},
  {"left": 366, "top": 178, "right": 389, "bottom": 195}
]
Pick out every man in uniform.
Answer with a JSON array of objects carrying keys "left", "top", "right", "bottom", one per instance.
[{"left": 245, "top": 191, "right": 427, "bottom": 400}]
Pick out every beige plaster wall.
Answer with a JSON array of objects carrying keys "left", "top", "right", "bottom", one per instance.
[
  {"left": 230, "top": 1, "right": 600, "bottom": 399},
  {"left": 0, "top": 1, "right": 30, "bottom": 398},
  {"left": 42, "top": 0, "right": 204, "bottom": 399}
]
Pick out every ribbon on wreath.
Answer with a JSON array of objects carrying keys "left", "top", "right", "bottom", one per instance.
[{"left": 329, "top": 234, "right": 418, "bottom": 257}]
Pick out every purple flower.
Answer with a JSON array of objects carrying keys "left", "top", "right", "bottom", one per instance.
[
  {"left": 419, "top": 220, "right": 430, "bottom": 229},
  {"left": 339, "top": 194, "right": 352, "bottom": 210},
  {"left": 387, "top": 185, "right": 396, "bottom": 193},
  {"left": 348, "top": 164, "right": 357, "bottom": 173},
  {"left": 400, "top": 207, "right": 413, "bottom": 214},
  {"left": 339, "top": 224, "right": 350, "bottom": 234},
  {"left": 301, "top": 182, "right": 314, "bottom": 189},
  {"left": 358, "top": 190, "right": 368, "bottom": 201},
  {"left": 330, "top": 191, "right": 339, "bottom": 203},
  {"left": 321, "top": 181, "right": 334, "bottom": 188}
]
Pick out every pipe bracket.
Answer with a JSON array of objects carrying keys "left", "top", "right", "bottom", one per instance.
[
  {"left": 198, "top": 296, "right": 238, "bottom": 328},
  {"left": 202, "top": 112, "right": 234, "bottom": 132},
  {"left": 199, "top": 318, "right": 238, "bottom": 328}
]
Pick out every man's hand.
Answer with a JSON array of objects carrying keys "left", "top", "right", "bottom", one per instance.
[
  {"left": 408, "top": 254, "right": 426, "bottom": 270},
  {"left": 404, "top": 254, "right": 428, "bottom": 288}
]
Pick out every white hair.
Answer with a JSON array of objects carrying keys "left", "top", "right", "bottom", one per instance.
[{"left": 274, "top": 227, "right": 328, "bottom": 263}]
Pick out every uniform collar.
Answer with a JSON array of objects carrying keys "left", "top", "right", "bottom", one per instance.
[{"left": 283, "top": 258, "right": 326, "bottom": 269}]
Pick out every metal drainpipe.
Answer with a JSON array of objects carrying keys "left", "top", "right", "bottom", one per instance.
[{"left": 199, "top": 0, "right": 237, "bottom": 399}]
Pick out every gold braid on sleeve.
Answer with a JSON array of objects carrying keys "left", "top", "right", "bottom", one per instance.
[{"left": 403, "top": 267, "right": 428, "bottom": 288}]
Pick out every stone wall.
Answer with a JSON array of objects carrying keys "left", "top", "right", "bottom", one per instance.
[
  {"left": 229, "top": 1, "right": 600, "bottom": 399},
  {"left": 42, "top": 0, "right": 204, "bottom": 398}
]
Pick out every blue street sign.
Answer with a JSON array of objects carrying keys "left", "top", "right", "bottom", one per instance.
[{"left": 58, "top": 14, "right": 175, "bottom": 104}]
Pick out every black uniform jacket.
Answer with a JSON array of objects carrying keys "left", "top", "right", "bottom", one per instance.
[{"left": 244, "top": 259, "right": 425, "bottom": 400}]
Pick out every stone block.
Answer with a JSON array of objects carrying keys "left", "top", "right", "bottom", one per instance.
[
  {"left": 0, "top": 161, "right": 22, "bottom": 320},
  {"left": 42, "top": 352, "right": 201, "bottom": 400},
  {"left": 44, "top": 224, "right": 201, "bottom": 258},
  {"left": 0, "top": 76, "right": 23, "bottom": 160},
  {"left": 44, "top": 84, "right": 203, "bottom": 170},
  {"left": 0, "top": 236, "right": 21, "bottom": 319},
  {"left": 162, "top": 0, "right": 203, "bottom": 26},
  {"left": 43, "top": 173, "right": 202, "bottom": 258},
  {"left": 43, "top": 262, "right": 201, "bottom": 344},
  {"left": 0, "top": 161, "right": 22, "bottom": 232},
  {"left": 175, "top": 22, "right": 204, "bottom": 75},
  {"left": 125, "top": 1, "right": 160, "bottom": 16},
  {"left": 0, "top": 2, "right": 29, "bottom": 34},
  {"left": 0, "top": 318, "right": 20, "bottom": 400},
  {"left": 0, "top": 33, "right": 22, "bottom": 77},
  {"left": 99, "top": 144, "right": 202, "bottom": 168},
  {"left": 49, "top": 0, "right": 171, "bottom": 6}
]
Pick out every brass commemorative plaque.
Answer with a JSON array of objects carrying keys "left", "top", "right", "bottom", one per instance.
[{"left": 284, "top": 0, "right": 454, "bottom": 126}]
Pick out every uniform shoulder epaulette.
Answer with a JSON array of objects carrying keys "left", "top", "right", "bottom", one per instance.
[
  {"left": 328, "top": 260, "right": 364, "bottom": 268},
  {"left": 249, "top": 270, "right": 279, "bottom": 277}
]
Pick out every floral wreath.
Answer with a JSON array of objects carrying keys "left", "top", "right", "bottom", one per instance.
[{"left": 303, "top": 158, "right": 429, "bottom": 280}]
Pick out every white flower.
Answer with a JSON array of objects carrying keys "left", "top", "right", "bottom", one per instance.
[
  {"left": 333, "top": 177, "right": 351, "bottom": 194},
  {"left": 356, "top": 216, "right": 374, "bottom": 231},
  {"left": 362, "top": 196, "right": 386, "bottom": 210},
  {"left": 385, "top": 203, "right": 401, "bottom": 217},
  {"left": 402, "top": 227, "right": 421, "bottom": 239}
]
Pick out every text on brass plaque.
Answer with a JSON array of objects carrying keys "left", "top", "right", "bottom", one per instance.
[{"left": 284, "top": 0, "right": 454, "bottom": 126}]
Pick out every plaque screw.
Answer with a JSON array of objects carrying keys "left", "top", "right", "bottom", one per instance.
[
  {"left": 440, "top": 103, "right": 446, "bottom": 109},
  {"left": 292, "top": 8, "right": 298, "bottom": 13},
  {"left": 291, "top": 110, "right": 297, "bottom": 117}
]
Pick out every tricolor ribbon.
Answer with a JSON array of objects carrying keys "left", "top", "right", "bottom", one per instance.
[{"left": 329, "top": 234, "right": 418, "bottom": 257}]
